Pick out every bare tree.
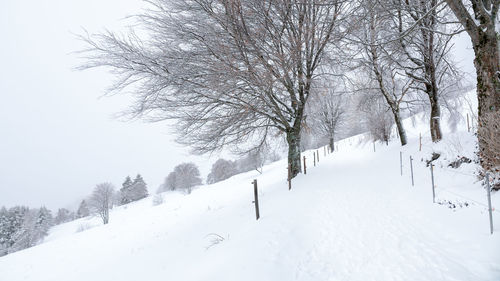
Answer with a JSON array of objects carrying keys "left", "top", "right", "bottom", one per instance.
[
  {"left": 159, "top": 163, "right": 202, "bottom": 194},
  {"left": 307, "top": 84, "right": 346, "bottom": 151},
  {"left": 89, "top": 183, "right": 115, "bottom": 225},
  {"left": 79, "top": 0, "right": 350, "bottom": 178},
  {"left": 237, "top": 149, "right": 266, "bottom": 174},
  {"left": 393, "top": 0, "right": 462, "bottom": 142},
  {"left": 207, "top": 158, "right": 238, "bottom": 184},
  {"left": 444, "top": 0, "right": 500, "bottom": 172},
  {"left": 358, "top": 90, "right": 396, "bottom": 144},
  {"left": 351, "top": 0, "right": 413, "bottom": 146}
]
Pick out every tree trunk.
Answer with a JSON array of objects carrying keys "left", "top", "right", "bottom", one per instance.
[
  {"left": 475, "top": 33, "right": 500, "bottom": 172},
  {"left": 329, "top": 136, "right": 334, "bottom": 152},
  {"left": 103, "top": 208, "right": 109, "bottom": 224},
  {"left": 429, "top": 93, "right": 442, "bottom": 142},
  {"left": 286, "top": 127, "right": 302, "bottom": 178},
  {"left": 392, "top": 108, "right": 408, "bottom": 146},
  {"left": 443, "top": 0, "right": 500, "bottom": 172}
]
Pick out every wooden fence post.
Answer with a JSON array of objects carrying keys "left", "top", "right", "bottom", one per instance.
[
  {"left": 288, "top": 164, "right": 292, "bottom": 190},
  {"left": 303, "top": 156, "right": 307, "bottom": 175}
]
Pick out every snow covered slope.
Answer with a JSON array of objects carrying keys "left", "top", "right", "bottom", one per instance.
[{"left": 1, "top": 112, "right": 499, "bottom": 281}]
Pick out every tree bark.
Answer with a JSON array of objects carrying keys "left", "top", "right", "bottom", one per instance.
[
  {"left": 392, "top": 108, "right": 408, "bottom": 146},
  {"left": 444, "top": 0, "right": 500, "bottom": 171},
  {"left": 475, "top": 33, "right": 500, "bottom": 172},
  {"left": 286, "top": 127, "right": 302, "bottom": 178},
  {"left": 329, "top": 136, "right": 334, "bottom": 152},
  {"left": 368, "top": 13, "right": 408, "bottom": 147},
  {"left": 429, "top": 92, "right": 442, "bottom": 142}
]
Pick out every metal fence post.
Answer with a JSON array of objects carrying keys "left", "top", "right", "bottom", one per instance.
[
  {"left": 486, "top": 173, "right": 494, "bottom": 234},
  {"left": 467, "top": 113, "right": 470, "bottom": 132},
  {"left": 252, "top": 179, "right": 260, "bottom": 220},
  {"left": 419, "top": 133, "right": 422, "bottom": 151},
  {"left": 430, "top": 164, "right": 435, "bottom": 203},
  {"left": 410, "top": 156, "right": 414, "bottom": 186},
  {"left": 400, "top": 151, "right": 403, "bottom": 176}
]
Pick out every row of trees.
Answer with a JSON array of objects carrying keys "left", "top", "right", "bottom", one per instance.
[
  {"left": 83, "top": 174, "right": 149, "bottom": 225},
  {"left": 157, "top": 150, "right": 268, "bottom": 194},
  {"left": 0, "top": 206, "right": 53, "bottom": 256},
  {"left": 119, "top": 175, "right": 148, "bottom": 205},
  {"left": 0, "top": 175, "right": 150, "bottom": 256},
  {"left": 80, "top": 0, "right": 499, "bottom": 178}
]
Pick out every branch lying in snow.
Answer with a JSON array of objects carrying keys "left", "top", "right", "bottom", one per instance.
[{"left": 204, "top": 233, "right": 228, "bottom": 250}]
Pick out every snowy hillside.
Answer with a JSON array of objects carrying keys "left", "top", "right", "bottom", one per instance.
[{"left": 1, "top": 110, "right": 499, "bottom": 281}]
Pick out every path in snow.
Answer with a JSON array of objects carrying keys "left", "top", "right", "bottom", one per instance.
[{"left": 1, "top": 136, "right": 499, "bottom": 281}]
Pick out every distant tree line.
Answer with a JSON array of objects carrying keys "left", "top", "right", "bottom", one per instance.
[
  {"left": 0, "top": 206, "right": 53, "bottom": 256},
  {"left": 0, "top": 174, "right": 149, "bottom": 257}
]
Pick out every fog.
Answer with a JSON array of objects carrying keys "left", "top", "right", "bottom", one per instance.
[{"left": 0, "top": 0, "right": 211, "bottom": 210}]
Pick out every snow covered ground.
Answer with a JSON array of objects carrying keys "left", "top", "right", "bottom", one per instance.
[{"left": 1, "top": 109, "right": 499, "bottom": 280}]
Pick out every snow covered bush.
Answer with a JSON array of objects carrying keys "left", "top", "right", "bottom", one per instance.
[
  {"left": 76, "top": 222, "right": 93, "bottom": 233},
  {"left": 152, "top": 194, "right": 164, "bottom": 206}
]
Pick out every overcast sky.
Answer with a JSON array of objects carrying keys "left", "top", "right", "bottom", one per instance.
[
  {"left": 0, "top": 1, "right": 477, "bottom": 211},
  {"left": 0, "top": 0, "right": 215, "bottom": 211}
]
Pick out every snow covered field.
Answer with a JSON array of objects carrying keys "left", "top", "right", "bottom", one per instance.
[{"left": 1, "top": 112, "right": 499, "bottom": 281}]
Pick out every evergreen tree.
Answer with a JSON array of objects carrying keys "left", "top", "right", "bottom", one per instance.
[
  {"left": 0, "top": 206, "right": 29, "bottom": 255},
  {"left": 120, "top": 176, "right": 133, "bottom": 205},
  {"left": 76, "top": 200, "right": 90, "bottom": 218},
  {"left": 120, "top": 175, "right": 148, "bottom": 204},
  {"left": 54, "top": 208, "right": 74, "bottom": 225},
  {"left": 8, "top": 207, "right": 52, "bottom": 254},
  {"left": 36, "top": 207, "right": 53, "bottom": 229},
  {"left": 130, "top": 174, "right": 148, "bottom": 201},
  {"left": 0, "top": 207, "right": 10, "bottom": 256}
]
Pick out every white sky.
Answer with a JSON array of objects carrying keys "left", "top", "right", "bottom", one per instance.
[
  {"left": 0, "top": 1, "right": 477, "bottom": 211},
  {"left": 0, "top": 0, "right": 214, "bottom": 211}
]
